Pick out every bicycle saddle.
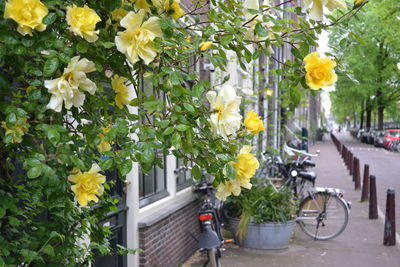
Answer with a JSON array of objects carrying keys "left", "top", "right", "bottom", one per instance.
[{"left": 298, "top": 171, "right": 316, "bottom": 182}]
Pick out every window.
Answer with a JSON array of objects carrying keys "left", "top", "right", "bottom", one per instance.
[
  {"left": 176, "top": 158, "right": 193, "bottom": 191},
  {"left": 138, "top": 76, "right": 168, "bottom": 207}
]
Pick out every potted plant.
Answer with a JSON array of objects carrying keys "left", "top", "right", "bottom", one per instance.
[{"left": 224, "top": 179, "right": 297, "bottom": 250}]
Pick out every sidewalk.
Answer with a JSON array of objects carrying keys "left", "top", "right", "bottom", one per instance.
[{"left": 183, "top": 135, "right": 400, "bottom": 267}]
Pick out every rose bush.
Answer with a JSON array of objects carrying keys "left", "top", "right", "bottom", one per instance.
[{"left": 0, "top": 0, "right": 366, "bottom": 265}]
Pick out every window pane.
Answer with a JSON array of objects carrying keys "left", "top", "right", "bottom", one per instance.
[{"left": 143, "top": 169, "right": 155, "bottom": 196}]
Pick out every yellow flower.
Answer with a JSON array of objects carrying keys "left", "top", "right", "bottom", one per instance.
[
  {"left": 304, "top": 52, "right": 337, "bottom": 90},
  {"left": 206, "top": 85, "right": 242, "bottom": 141},
  {"left": 111, "top": 75, "right": 130, "bottom": 109},
  {"left": 112, "top": 8, "right": 129, "bottom": 21},
  {"left": 244, "top": 110, "right": 265, "bottom": 134},
  {"left": 231, "top": 145, "right": 259, "bottom": 188},
  {"left": 1, "top": 117, "right": 29, "bottom": 143},
  {"left": 97, "top": 127, "right": 112, "bottom": 153},
  {"left": 45, "top": 56, "right": 97, "bottom": 112},
  {"left": 66, "top": 5, "right": 101, "bottom": 43},
  {"left": 199, "top": 41, "right": 213, "bottom": 51},
  {"left": 4, "top": 0, "right": 48, "bottom": 36},
  {"left": 68, "top": 164, "right": 106, "bottom": 207},
  {"left": 163, "top": 0, "right": 185, "bottom": 20},
  {"left": 302, "top": 0, "right": 347, "bottom": 21},
  {"left": 131, "top": 0, "right": 150, "bottom": 11},
  {"left": 115, "top": 10, "right": 163, "bottom": 65},
  {"left": 354, "top": 0, "right": 367, "bottom": 6},
  {"left": 216, "top": 180, "right": 241, "bottom": 201}
]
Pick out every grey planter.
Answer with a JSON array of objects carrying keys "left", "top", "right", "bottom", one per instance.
[{"left": 229, "top": 217, "right": 295, "bottom": 250}]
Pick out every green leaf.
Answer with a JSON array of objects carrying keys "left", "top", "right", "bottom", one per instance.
[
  {"left": 141, "top": 148, "right": 154, "bottom": 163},
  {"left": 70, "top": 155, "right": 86, "bottom": 170},
  {"left": 162, "top": 127, "right": 174, "bottom": 135},
  {"left": 43, "top": 13, "right": 57, "bottom": 25},
  {"left": 255, "top": 23, "right": 268, "bottom": 37},
  {"left": 172, "top": 132, "right": 181, "bottom": 148},
  {"left": 76, "top": 42, "right": 89, "bottom": 53},
  {"left": 43, "top": 57, "right": 59, "bottom": 77},
  {"left": 104, "top": 0, "right": 121, "bottom": 11},
  {"left": 42, "top": 244, "right": 55, "bottom": 256},
  {"left": 47, "top": 128, "right": 60, "bottom": 145},
  {"left": 119, "top": 160, "right": 132, "bottom": 176},
  {"left": 0, "top": 31, "right": 19, "bottom": 45},
  {"left": 224, "top": 164, "right": 236, "bottom": 180},
  {"left": 183, "top": 103, "right": 195, "bottom": 113},
  {"left": 6, "top": 113, "right": 16, "bottom": 125},
  {"left": 191, "top": 165, "right": 202, "bottom": 180},
  {"left": 27, "top": 166, "right": 42, "bottom": 179},
  {"left": 0, "top": 207, "right": 5, "bottom": 219},
  {"left": 176, "top": 124, "right": 189, "bottom": 131},
  {"left": 101, "top": 158, "right": 113, "bottom": 170}
]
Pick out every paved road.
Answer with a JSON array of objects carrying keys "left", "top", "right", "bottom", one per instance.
[{"left": 334, "top": 132, "right": 400, "bottom": 227}]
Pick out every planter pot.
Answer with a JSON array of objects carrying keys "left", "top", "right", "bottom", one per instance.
[{"left": 229, "top": 217, "right": 295, "bottom": 250}]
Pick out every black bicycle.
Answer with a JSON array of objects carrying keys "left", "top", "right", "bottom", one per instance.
[{"left": 194, "top": 181, "right": 224, "bottom": 267}]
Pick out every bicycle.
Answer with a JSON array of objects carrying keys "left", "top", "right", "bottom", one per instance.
[
  {"left": 175, "top": 166, "right": 224, "bottom": 267},
  {"left": 259, "top": 143, "right": 351, "bottom": 241}
]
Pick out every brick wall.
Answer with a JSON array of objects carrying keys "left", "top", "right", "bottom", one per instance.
[{"left": 138, "top": 199, "right": 201, "bottom": 267}]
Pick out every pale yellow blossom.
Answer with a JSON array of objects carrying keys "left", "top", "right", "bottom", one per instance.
[
  {"left": 45, "top": 56, "right": 97, "bottom": 112},
  {"left": 206, "top": 85, "right": 242, "bottom": 141},
  {"left": 216, "top": 180, "right": 242, "bottom": 201},
  {"left": 302, "top": 0, "right": 347, "bottom": 21},
  {"left": 97, "top": 127, "right": 112, "bottom": 153},
  {"left": 1, "top": 117, "right": 29, "bottom": 143},
  {"left": 199, "top": 41, "right": 213, "bottom": 51},
  {"left": 115, "top": 10, "right": 163, "bottom": 65},
  {"left": 231, "top": 145, "right": 259, "bottom": 188}
]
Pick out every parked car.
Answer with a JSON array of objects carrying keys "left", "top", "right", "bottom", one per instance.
[
  {"left": 373, "top": 130, "right": 385, "bottom": 147},
  {"left": 366, "top": 129, "right": 377, "bottom": 144},
  {"left": 360, "top": 129, "right": 369, "bottom": 143},
  {"left": 357, "top": 129, "right": 365, "bottom": 140},
  {"left": 383, "top": 129, "right": 400, "bottom": 149}
]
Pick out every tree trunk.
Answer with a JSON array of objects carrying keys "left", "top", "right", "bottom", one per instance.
[
  {"left": 366, "top": 106, "right": 372, "bottom": 130},
  {"left": 378, "top": 106, "right": 384, "bottom": 130},
  {"left": 360, "top": 109, "right": 364, "bottom": 129}
]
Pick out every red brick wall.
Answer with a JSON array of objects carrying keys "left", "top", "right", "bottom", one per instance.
[{"left": 138, "top": 200, "right": 201, "bottom": 267}]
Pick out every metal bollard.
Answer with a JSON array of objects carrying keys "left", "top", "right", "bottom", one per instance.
[
  {"left": 361, "top": 164, "right": 369, "bottom": 202},
  {"left": 369, "top": 175, "right": 378, "bottom": 219},
  {"left": 352, "top": 156, "right": 358, "bottom": 182},
  {"left": 383, "top": 188, "right": 396, "bottom": 246},
  {"left": 354, "top": 158, "right": 361, "bottom": 190},
  {"left": 349, "top": 152, "right": 353, "bottom": 176}
]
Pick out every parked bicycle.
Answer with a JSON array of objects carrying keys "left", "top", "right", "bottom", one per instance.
[
  {"left": 175, "top": 166, "right": 224, "bottom": 267},
  {"left": 258, "top": 143, "right": 351, "bottom": 240}
]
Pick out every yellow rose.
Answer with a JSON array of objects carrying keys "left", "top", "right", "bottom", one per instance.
[
  {"left": 112, "top": 8, "right": 129, "bottom": 21},
  {"left": 115, "top": 10, "right": 163, "bottom": 65},
  {"left": 66, "top": 5, "right": 101, "bottom": 43},
  {"left": 4, "top": 0, "right": 48, "bottom": 36},
  {"left": 97, "top": 127, "right": 112, "bottom": 153},
  {"left": 199, "top": 41, "right": 213, "bottom": 51},
  {"left": 131, "top": 0, "right": 150, "bottom": 11},
  {"left": 302, "top": 0, "right": 346, "bottom": 21},
  {"left": 216, "top": 180, "right": 241, "bottom": 201},
  {"left": 354, "top": 0, "right": 367, "bottom": 6},
  {"left": 304, "top": 52, "right": 337, "bottom": 90},
  {"left": 244, "top": 110, "right": 265, "bottom": 135},
  {"left": 163, "top": 0, "right": 185, "bottom": 20},
  {"left": 231, "top": 145, "right": 259, "bottom": 188},
  {"left": 68, "top": 164, "right": 106, "bottom": 207},
  {"left": 1, "top": 117, "right": 29, "bottom": 143},
  {"left": 111, "top": 75, "right": 130, "bottom": 109},
  {"left": 45, "top": 56, "right": 97, "bottom": 112},
  {"left": 206, "top": 85, "right": 242, "bottom": 141}
]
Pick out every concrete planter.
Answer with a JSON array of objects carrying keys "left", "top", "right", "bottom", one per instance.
[{"left": 229, "top": 217, "right": 295, "bottom": 250}]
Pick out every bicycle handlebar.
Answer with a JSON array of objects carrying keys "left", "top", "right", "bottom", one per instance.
[{"left": 284, "top": 144, "right": 320, "bottom": 157}]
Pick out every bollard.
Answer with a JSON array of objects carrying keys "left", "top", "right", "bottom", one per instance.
[
  {"left": 361, "top": 164, "right": 369, "bottom": 202},
  {"left": 349, "top": 152, "right": 353, "bottom": 176},
  {"left": 369, "top": 175, "right": 378, "bottom": 219},
  {"left": 383, "top": 188, "right": 396, "bottom": 246},
  {"left": 354, "top": 158, "right": 361, "bottom": 190},
  {"left": 344, "top": 147, "right": 349, "bottom": 168}
]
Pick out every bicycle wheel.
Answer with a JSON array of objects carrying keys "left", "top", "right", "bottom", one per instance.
[
  {"left": 207, "top": 248, "right": 221, "bottom": 267},
  {"left": 297, "top": 192, "right": 349, "bottom": 240}
]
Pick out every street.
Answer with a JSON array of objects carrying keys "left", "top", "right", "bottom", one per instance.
[{"left": 334, "top": 132, "right": 400, "bottom": 227}]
